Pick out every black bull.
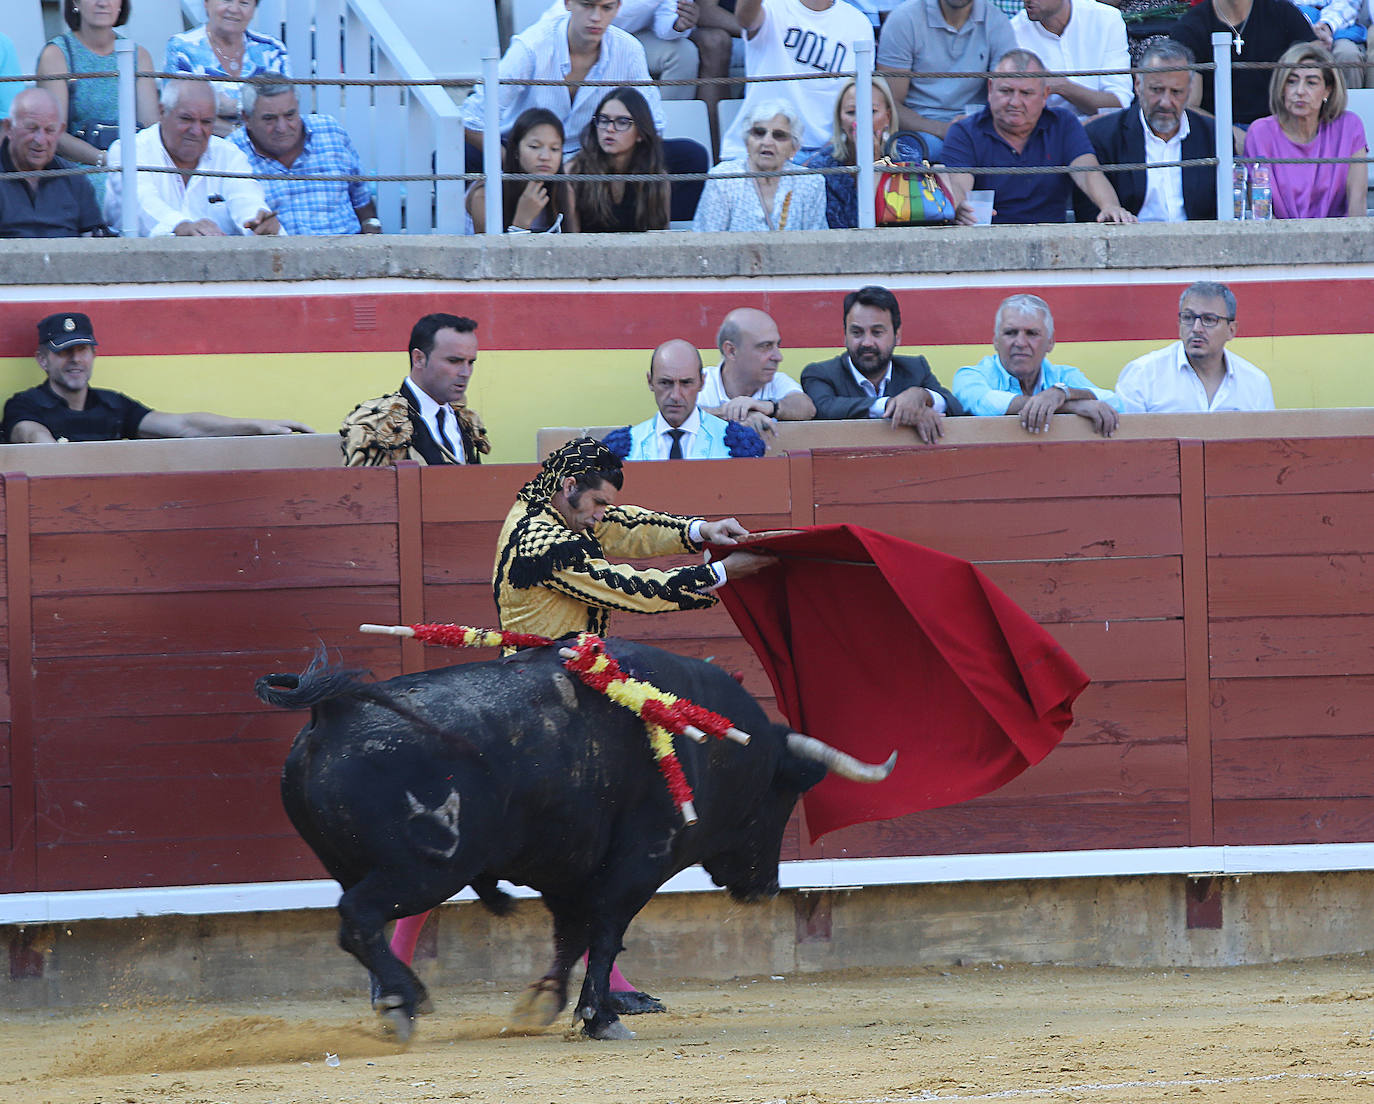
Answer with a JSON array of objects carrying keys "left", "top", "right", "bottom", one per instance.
[{"left": 257, "top": 640, "right": 894, "bottom": 1041}]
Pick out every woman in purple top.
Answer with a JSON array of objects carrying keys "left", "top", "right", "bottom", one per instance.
[{"left": 1244, "top": 42, "right": 1367, "bottom": 219}]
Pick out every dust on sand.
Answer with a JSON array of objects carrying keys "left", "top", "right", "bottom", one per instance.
[{"left": 7, "top": 957, "right": 1374, "bottom": 1104}]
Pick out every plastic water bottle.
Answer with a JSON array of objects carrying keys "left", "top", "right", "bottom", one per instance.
[
  {"left": 1232, "top": 163, "right": 1248, "bottom": 220},
  {"left": 1250, "top": 162, "right": 1272, "bottom": 220}
]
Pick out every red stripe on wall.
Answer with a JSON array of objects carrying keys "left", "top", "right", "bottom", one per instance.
[{"left": 0, "top": 277, "right": 1363, "bottom": 357}]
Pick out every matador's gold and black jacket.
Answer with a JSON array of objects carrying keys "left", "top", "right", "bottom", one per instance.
[{"left": 492, "top": 497, "right": 719, "bottom": 642}]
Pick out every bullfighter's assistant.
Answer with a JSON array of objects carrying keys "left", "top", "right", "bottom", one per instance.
[{"left": 389, "top": 437, "right": 773, "bottom": 1014}]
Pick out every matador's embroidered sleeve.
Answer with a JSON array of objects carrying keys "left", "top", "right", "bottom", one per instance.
[
  {"left": 340, "top": 393, "right": 412, "bottom": 467},
  {"left": 595, "top": 503, "right": 703, "bottom": 559}
]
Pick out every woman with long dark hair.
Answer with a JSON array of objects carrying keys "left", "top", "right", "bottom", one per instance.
[
  {"left": 567, "top": 87, "right": 669, "bottom": 233},
  {"left": 466, "top": 107, "right": 576, "bottom": 234}
]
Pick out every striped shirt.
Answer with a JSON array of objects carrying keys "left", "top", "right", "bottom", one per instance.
[{"left": 230, "top": 115, "right": 373, "bottom": 236}]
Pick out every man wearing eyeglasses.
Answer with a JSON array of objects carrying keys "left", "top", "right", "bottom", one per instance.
[{"left": 1115, "top": 281, "right": 1275, "bottom": 413}]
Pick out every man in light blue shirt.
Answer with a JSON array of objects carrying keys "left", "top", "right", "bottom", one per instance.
[{"left": 953, "top": 293, "right": 1121, "bottom": 436}]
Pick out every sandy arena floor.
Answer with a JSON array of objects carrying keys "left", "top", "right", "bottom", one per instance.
[{"left": 7, "top": 957, "right": 1374, "bottom": 1104}]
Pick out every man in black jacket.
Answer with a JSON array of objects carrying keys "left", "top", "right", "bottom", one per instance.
[
  {"left": 342, "top": 313, "right": 490, "bottom": 466},
  {"left": 1075, "top": 40, "right": 1218, "bottom": 223},
  {"left": 801, "top": 285, "right": 962, "bottom": 443}
]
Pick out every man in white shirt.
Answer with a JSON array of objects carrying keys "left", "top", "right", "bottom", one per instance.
[
  {"left": 104, "top": 79, "right": 280, "bottom": 237},
  {"left": 724, "top": 0, "right": 875, "bottom": 158},
  {"left": 1010, "top": 0, "right": 1131, "bottom": 117},
  {"left": 1116, "top": 282, "right": 1276, "bottom": 413},
  {"left": 701, "top": 307, "right": 814, "bottom": 437},
  {"left": 1077, "top": 39, "right": 1217, "bottom": 221}
]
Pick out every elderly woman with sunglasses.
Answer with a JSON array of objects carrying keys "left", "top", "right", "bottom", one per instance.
[{"left": 692, "top": 100, "right": 827, "bottom": 232}]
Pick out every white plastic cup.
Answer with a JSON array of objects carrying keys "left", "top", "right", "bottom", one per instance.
[{"left": 966, "top": 190, "right": 995, "bottom": 224}]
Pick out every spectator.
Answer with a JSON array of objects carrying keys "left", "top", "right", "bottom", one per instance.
[
  {"left": 803, "top": 75, "right": 900, "bottom": 228},
  {"left": 701, "top": 307, "right": 815, "bottom": 435},
  {"left": 0, "top": 88, "right": 105, "bottom": 238},
  {"left": 1010, "top": 0, "right": 1131, "bottom": 118},
  {"left": 104, "top": 79, "right": 280, "bottom": 237},
  {"left": 568, "top": 87, "right": 671, "bottom": 231},
  {"left": 466, "top": 108, "right": 576, "bottom": 234},
  {"left": 603, "top": 339, "right": 766, "bottom": 459},
  {"left": 35, "top": 0, "right": 159, "bottom": 201},
  {"left": 877, "top": 0, "right": 1018, "bottom": 161},
  {"left": 1244, "top": 42, "right": 1368, "bottom": 218},
  {"left": 341, "top": 314, "right": 490, "bottom": 467},
  {"left": 0, "top": 32, "right": 19, "bottom": 118},
  {"left": 942, "top": 49, "right": 1136, "bottom": 223},
  {"left": 4, "top": 311, "right": 311, "bottom": 443},
  {"left": 693, "top": 99, "right": 827, "bottom": 230},
  {"left": 1116, "top": 281, "right": 1276, "bottom": 413},
  {"left": 801, "top": 284, "right": 963, "bottom": 443},
  {"left": 723, "top": 0, "right": 875, "bottom": 159},
  {"left": 1300, "top": 0, "right": 1369, "bottom": 90},
  {"left": 1077, "top": 39, "right": 1217, "bottom": 221},
  {"left": 1169, "top": 0, "right": 1315, "bottom": 129},
  {"left": 462, "top": 0, "right": 707, "bottom": 223},
  {"left": 231, "top": 80, "right": 381, "bottom": 235},
  {"left": 952, "top": 293, "right": 1121, "bottom": 437},
  {"left": 164, "top": 0, "right": 291, "bottom": 117},
  {"left": 536, "top": 0, "right": 732, "bottom": 123}
]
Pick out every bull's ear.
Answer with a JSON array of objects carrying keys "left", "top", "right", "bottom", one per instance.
[{"left": 776, "top": 749, "right": 826, "bottom": 793}]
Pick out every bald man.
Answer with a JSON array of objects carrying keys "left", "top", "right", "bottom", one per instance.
[
  {"left": 701, "top": 308, "right": 814, "bottom": 437},
  {"left": 0, "top": 88, "right": 105, "bottom": 238},
  {"left": 606, "top": 338, "right": 766, "bottom": 461}
]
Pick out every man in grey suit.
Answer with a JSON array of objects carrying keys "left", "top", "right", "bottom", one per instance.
[{"left": 800, "top": 285, "right": 963, "bottom": 443}]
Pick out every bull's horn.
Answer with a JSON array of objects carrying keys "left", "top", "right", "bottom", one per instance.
[{"left": 786, "top": 732, "right": 897, "bottom": 783}]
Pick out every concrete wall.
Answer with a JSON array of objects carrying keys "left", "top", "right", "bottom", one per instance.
[{"left": 8, "top": 872, "right": 1374, "bottom": 1009}]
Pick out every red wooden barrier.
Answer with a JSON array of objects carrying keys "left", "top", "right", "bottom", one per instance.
[{"left": 1, "top": 437, "right": 1371, "bottom": 896}]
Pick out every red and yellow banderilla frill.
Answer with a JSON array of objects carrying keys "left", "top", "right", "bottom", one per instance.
[{"left": 359, "top": 623, "right": 753, "bottom": 825}]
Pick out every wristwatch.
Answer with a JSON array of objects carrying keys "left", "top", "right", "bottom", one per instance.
[
  {"left": 766, "top": 399, "right": 779, "bottom": 418},
  {"left": 1050, "top": 382, "right": 1071, "bottom": 400}
]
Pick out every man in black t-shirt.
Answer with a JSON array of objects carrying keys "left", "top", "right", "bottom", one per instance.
[
  {"left": 2, "top": 312, "right": 312, "bottom": 444},
  {"left": 1169, "top": 0, "right": 1315, "bottom": 131}
]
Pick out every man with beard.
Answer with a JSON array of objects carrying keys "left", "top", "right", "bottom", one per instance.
[
  {"left": 800, "top": 284, "right": 963, "bottom": 443},
  {"left": 1116, "top": 281, "right": 1275, "bottom": 413},
  {"left": 1076, "top": 40, "right": 1217, "bottom": 222}
]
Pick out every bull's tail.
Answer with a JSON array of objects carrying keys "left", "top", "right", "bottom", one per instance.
[{"left": 255, "top": 646, "right": 370, "bottom": 710}]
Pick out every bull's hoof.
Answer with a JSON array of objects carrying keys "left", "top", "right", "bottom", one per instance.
[
  {"left": 507, "top": 980, "right": 563, "bottom": 1032},
  {"left": 370, "top": 975, "right": 433, "bottom": 1016},
  {"left": 375, "top": 994, "right": 415, "bottom": 1043},
  {"left": 607, "top": 989, "right": 666, "bottom": 1015},
  {"left": 584, "top": 1019, "right": 636, "bottom": 1041}
]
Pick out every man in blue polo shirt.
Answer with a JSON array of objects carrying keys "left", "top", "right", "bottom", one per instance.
[{"left": 942, "top": 48, "right": 1135, "bottom": 224}]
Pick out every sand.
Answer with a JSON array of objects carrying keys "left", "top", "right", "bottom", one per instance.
[{"left": 7, "top": 956, "right": 1374, "bottom": 1104}]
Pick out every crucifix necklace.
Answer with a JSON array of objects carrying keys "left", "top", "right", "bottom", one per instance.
[{"left": 1219, "top": 12, "right": 1249, "bottom": 55}]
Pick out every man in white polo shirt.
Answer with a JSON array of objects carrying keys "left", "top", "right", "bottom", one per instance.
[
  {"left": 1115, "top": 282, "right": 1276, "bottom": 413},
  {"left": 700, "top": 307, "right": 815, "bottom": 436},
  {"left": 723, "top": 0, "right": 875, "bottom": 158},
  {"left": 1010, "top": 0, "right": 1130, "bottom": 117}
]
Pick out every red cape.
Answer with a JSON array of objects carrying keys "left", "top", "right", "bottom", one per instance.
[{"left": 715, "top": 525, "right": 1089, "bottom": 841}]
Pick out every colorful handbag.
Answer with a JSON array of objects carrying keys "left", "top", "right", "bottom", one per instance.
[{"left": 874, "top": 131, "right": 957, "bottom": 227}]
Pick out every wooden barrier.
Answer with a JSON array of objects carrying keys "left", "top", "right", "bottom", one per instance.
[{"left": 1, "top": 427, "right": 1372, "bottom": 897}]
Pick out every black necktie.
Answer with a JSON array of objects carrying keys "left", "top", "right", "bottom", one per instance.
[
  {"left": 435, "top": 407, "right": 459, "bottom": 458},
  {"left": 667, "top": 428, "right": 684, "bottom": 460}
]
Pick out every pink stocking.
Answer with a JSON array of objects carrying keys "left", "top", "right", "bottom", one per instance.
[
  {"left": 582, "top": 951, "right": 636, "bottom": 992},
  {"left": 390, "top": 910, "right": 431, "bottom": 966}
]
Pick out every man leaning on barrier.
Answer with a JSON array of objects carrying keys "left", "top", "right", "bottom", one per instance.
[
  {"left": 0, "top": 88, "right": 105, "bottom": 238},
  {"left": 952, "top": 293, "right": 1121, "bottom": 437},
  {"left": 3, "top": 312, "right": 312, "bottom": 444},
  {"left": 1076, "top": 39, "right": 1217, "bottom": 223},
  {"left": 701, "top": 307, "right": 814, "bottom": 438},
  {"left": 104, "top": 78, "right": 281, "bottom": 237},
  {"left": 1116, "top": 282, "right": 1276, "bottom": 414},
  {"left": 942, "top": 49, "right": 1136, "bottom": 224},
  {"left": 231, "top": 80, "right": 381, "bottom": 235}
]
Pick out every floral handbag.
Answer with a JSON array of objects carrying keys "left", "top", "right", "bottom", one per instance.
[{"left": 874, "top": 131, "right": 957, "bottom": 227}]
